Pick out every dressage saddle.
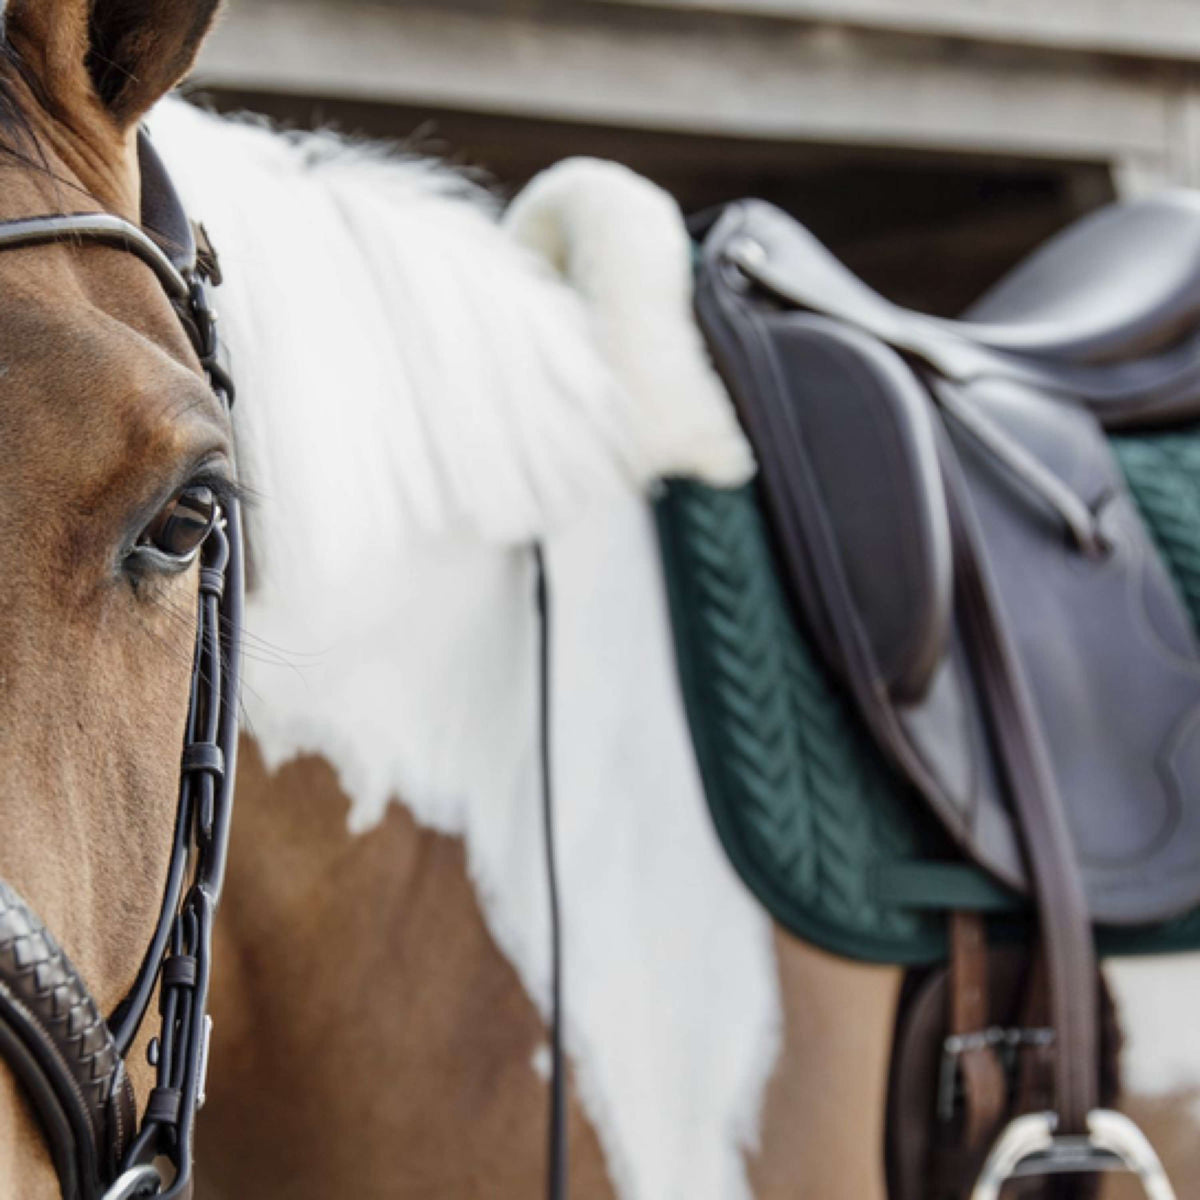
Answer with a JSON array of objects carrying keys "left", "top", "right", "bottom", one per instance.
[{"left": 691, "top": 194, "right": 1200, "bottom": 1199}]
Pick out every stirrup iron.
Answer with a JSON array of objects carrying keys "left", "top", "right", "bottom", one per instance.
[{"left": 970, "top": 1110, "right": 1176, "bottom": 1200}]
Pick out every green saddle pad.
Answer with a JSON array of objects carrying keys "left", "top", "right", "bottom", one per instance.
[{"left": 656, "top": 426, "right": 1200, "bottom": 964}]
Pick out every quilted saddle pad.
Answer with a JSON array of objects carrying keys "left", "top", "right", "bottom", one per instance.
[{"left": 657, "top": 426, "right": 1200, "bottom": 965}]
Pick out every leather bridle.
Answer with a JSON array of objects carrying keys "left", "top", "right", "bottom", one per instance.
[{"left": 0, "top": 134, "right": 243, "bottom": 1200}]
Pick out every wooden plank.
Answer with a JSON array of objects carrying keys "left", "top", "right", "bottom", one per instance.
[
  {"left": 590, "top": 0, "right": 1200, "bottom": 62},
  {"left": 196, "top": 0, "right": 1176, "bottom": 166}
]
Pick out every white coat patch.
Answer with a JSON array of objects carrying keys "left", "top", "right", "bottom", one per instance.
[{"left": 1107, "top": 955, "right": 1200, "bottom": 1119}]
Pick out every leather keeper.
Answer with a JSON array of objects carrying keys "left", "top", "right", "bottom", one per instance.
[
  {"left": 145, "top": 1086, "right": 182, "bottom": 1127},
  {"left": 161, "top": 956, "right": 198, "bottom": 990},
  {"left": 199, "top": 566, "right": 225, "bottom": 599},
  {"left": 182, "top": 744, "right": 224, "bottom": 779}
]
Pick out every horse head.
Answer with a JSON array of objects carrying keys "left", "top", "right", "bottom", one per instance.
[{"left": 0, "top": 3, "right": 233, "bottom": 1197}]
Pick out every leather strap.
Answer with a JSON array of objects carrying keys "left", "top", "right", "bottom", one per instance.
[
  {"left": 136, "top": 130, "right": 197, "bottom": 276},
  {"left": 937, "top": 421, "right": 1099, "bottom": 1135},
  {"left": 949, "top": 914, "right": 1008, "bottom": 1152},
  {"left": 0, "top": 212, "right": 188, "bottom": 300},
  {"left": 1014, "top": 954, "right": 1057, "bottom": 1120}
]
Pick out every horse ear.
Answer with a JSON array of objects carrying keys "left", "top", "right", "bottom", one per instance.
[
  {"left": 6, "top": 0, "right": 220, "bottom": 130},
  {"left": 84, "top": 0, "right": 222, "bottom": 126}
]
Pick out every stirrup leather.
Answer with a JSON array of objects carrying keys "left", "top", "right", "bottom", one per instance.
[{"left": 970, "top": 1110, "right": 1176, "bottom": 1200}]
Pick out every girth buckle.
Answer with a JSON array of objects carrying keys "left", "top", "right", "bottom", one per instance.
[
  {"left": 937, "top": 1025, "right": 1054, "bottom": 1123},
  {"left": 970, "top": 1110, "right": 1177, "bottom": 1200}
]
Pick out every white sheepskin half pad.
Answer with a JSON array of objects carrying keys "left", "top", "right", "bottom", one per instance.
[
  {"left": 150, "top": 97, "right": 778, "bottom": 1200},
  {"left": 505, "top": 157, "right": 754, "bottom": 489}
]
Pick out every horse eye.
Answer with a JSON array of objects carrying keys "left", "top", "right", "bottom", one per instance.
[{"left": 138, "top": 484, "right": 218, "bottom": 563}]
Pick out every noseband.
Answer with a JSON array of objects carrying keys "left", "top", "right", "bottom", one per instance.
[{"left": 0, "top": 135, "right": 243, "bottom": 1200}]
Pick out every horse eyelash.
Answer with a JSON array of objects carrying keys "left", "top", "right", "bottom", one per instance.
[{"left": 190, "top": 469, "right": 252, "bottom": 515}]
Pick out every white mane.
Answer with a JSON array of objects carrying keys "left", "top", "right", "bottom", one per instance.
[{"left": 150, "top": 97, "right": 775, "bottom": 1200}]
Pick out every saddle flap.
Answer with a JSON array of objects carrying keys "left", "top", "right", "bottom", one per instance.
[
  {"left": 947, "top": 377, "right": 1200, "bottom": 923},
  {"left": 696, "top": 205, "right": 953, "bottom": 703},
  {"left": 763, "top": 313, "right": 954, "bottom": 700}
]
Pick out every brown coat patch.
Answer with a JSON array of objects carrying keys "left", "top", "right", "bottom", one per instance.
[{"left": 200, "top": 741, "right": 617, "bottom": 1199}]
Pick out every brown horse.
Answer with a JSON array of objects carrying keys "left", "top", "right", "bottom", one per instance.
[{"left": 0, "top": 3, "right": 237, "bottom": 1198}]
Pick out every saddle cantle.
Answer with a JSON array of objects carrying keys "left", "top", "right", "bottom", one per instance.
[{"left": 683, "top": 193, "right": 1200, "bottom": 1197}]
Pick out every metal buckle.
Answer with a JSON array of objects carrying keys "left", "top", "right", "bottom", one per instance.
[
  {"left": 937, "top": 1025, "right": 1055, "bottom": 1122},
  {"left": 191, "top": 220, "right": 223, "bottom": 287},
  {"left": 970, "top": 1110, "right": 1177, "bottom": 1200},
  {"left": 196, "top": 1014, "right": 214, "bottom": 1110},
  {"left": 101, "top": 1165, "right": 162, "bottom": 1199}
]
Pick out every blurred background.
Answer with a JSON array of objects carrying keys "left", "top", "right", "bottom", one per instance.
[{"left": 190, "top": 0, "right": 1200, "bottom": 313}]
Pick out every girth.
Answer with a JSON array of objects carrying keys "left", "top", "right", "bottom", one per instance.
[{"left": 0, "top": 132, "right": 244, "bottom": 1200}]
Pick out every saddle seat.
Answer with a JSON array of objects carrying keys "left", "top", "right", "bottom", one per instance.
[{"left": 760, "top": 190, "right": 1200, "bottom": 365}]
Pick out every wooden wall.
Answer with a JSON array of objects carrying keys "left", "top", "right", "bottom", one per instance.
[{"left": 191, "top": 0, "right": 1197, "bottom": 309}]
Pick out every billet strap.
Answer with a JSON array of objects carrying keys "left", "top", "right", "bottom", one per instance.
[
  {"left": 929, "top": 916, "right": 1011, "bottom": 1198},
  {"left": 948, "top": 915, "right": 1008, "bottom": 1153}
]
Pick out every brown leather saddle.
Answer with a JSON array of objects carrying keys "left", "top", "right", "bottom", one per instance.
[{"left": 692, "top": 194, "right": 1200, "bottom": 1198}]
